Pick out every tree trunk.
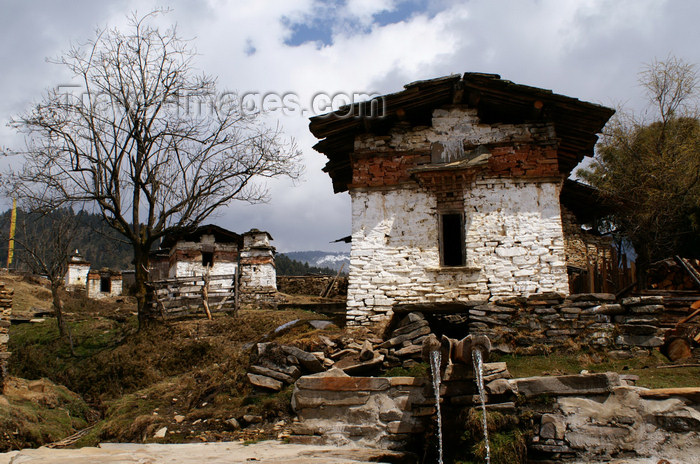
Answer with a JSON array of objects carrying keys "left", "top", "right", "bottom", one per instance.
[
  {"left": 51, "top": 281, "right": 67, "bottom": 338},
  {"left": 134, "top": 248, "right": 152, "bottom": 331}
]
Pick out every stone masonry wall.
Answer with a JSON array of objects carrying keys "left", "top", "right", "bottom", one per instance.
[
  {"left": 277, "top": 275, "right": 348, "bottom": 298},
  {"left": 347, "top": 178, "right": 568, "bottom": 325},
  {"left": 467, "top": 293, "right": 700, "bottom": 358},
  {"left": 0, "top": 282, "right": 13, "bottom": 387},
  {"left": 348, "top": 188, "right": 485, "bottom": 325},
  {"left": 561, "top": 206, "right": 613, "bottom": 270},
  {"left": 465, "top": 178, "right": 568, "bottom": 299}
]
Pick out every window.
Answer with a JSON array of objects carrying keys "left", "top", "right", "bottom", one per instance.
[
  {"left": 100, "top": 276, "right": 111, "bottom": 293},
  {"left": 440, "top": 213, "right": 465, "bottom": 266},
  {"left": 201, "top": 251, "right": 214, "bottom": 267}
]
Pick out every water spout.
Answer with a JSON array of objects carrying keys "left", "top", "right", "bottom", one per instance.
[
  {"left": 472, "top": 347, "right": 491, "bottom": 464},
  {"left": 429, "top": 349, "right": 444, "bottom": 464}
]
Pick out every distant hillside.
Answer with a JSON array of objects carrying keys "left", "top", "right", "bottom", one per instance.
[
  {"left": 275, "top": 254, "right": 337, "bottom": 276},
  {"left": 282, "top": 251, "right": 350, "bottom": 273},
  {"left": 0, "top": 209, "right": 133, "bottom": 270}
]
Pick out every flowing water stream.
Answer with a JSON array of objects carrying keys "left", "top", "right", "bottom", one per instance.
[
  {"left": 429, "top": 350, "right": 444, "bottom": 464},
  {"left": 472, "top": 348, "right": 491, "bottom": 464}
]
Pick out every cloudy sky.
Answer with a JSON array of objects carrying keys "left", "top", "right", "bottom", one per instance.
[{"left": 1, "top": 0, "right": 699, "bottom": 252}]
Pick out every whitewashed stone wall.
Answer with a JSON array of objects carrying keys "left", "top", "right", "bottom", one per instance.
[
  {"left": 347, "top": 179, "right": 569, "bottom": 325},
  {"left": 239, "top": 255, "right": 277, "bottom": 292},
  {"left": 347, "top": 188, "right": 486, "bottom": 325},
  {"left": 169, "top": 234, "right": 238, "bottom": 279},
  {"left": 464, "top": 178, "right": 569, "bottom": 298},
  {"left": 240, "top": 231, "right": 277, "bottom": 293},
  {"left": 86, "top": 275, "right": 122, "bottom": 299},
  {"left": 65, "top": 263, "right": 90, "bottom": 290}
]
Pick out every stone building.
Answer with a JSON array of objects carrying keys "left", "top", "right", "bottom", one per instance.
[
  {"left": 86, "top": 269, "right": 123, "bottom": 299},
  {"left": 64, "top": 250, "right": 90, "bottom": 290},
  {"left": 155, "top": 225, "right": 277, "bottom": 294},
  {"left": 240, "top": 229, "right": 277, "bottom": 294},
  {"left": 310, "top": 73, "right": 614, "bottom": 325}
]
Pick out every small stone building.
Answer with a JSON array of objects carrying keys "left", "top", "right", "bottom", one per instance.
[
  {"left": 87, "top": 269, "right": 123, "bottom": 299},
  {"left": 240, "top": 229, "right": 277, "bottom": 294},
  {"left": 155, "top": 225, "right": 277, "bottom": 294},
  {"left": 64, "top": 250, "right": 90, "bottom": 290},
  {"left": 310, "top": 73, "right": 614, "bottom": 325}
]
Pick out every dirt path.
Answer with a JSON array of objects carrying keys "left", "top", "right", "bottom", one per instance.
[{"left": 0, "top": 441, "right": 412, "bottom": 464}]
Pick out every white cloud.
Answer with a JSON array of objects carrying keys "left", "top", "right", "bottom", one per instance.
[{"left": 2, "top": 0, "right": 699, "bottom": 251}]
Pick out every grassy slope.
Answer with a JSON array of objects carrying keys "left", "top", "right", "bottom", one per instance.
[
  {"left": 3, "top": 273, "right": 699, "bottom": 451},
  {"left": 8, "top": 299, "right": 333, "bottom": 447}
]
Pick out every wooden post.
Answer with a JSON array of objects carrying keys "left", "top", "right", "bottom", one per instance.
[
  {"left": 233, "top": 267, "right": 240, "bottom": 316},
  {"left": 201, "top": 267, "right": 212, "bottom": 320},
  {"left": 601, "top": 251, "right": 609, "bottom": 293},
  {"left": 586, "top": 246, "right": 595, "bottom": 293}
]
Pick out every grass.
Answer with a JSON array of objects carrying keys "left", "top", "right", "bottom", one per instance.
[
  {"left": 0, "top": 378, "right": 93, "bottom": 451},
  {"left": 8, "top": 298, "right": 327, "bottom": 447}
]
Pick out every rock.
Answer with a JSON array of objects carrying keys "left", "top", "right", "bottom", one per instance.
[
  {"left": 394, "top": 344, "right": 422, "bottom": 357},
  {"left": 540, "top": 414, "right": 565, "bottom": 440},
  {"left": 607, "top": 350, "right": 633, "bottom": 360},
  {"left": 483, "top": 362, "right": 511, "bottom": 382},
  {"left": 292, "top": 390, "right": 371, "bottom": 409},
  {"left": 386, "top": 420, "right": 424, "bottom": 434},
  {"left": 512, "top": 372, "right": 621, "bottom": 398},
  {"left": 398, "top": 312, "right": 425, "bottom": 327},
  {"left": 629, "top": 304, "right": 664, "bottom": 314},
  {"left": 318, "top": 335, "right": 336, "bottom": 348},
  {"left": 567, "top": 293, "right": 616, "bottom": 302},
  {"left": 615, "top": 334, "right": 664, "bottom": 347},
  {"left": 243, "top": 415, "right": 263, "bottom": 424},
  {"left": 342, "top": 354, "right": 385, "bottom": 376},
  {"left": 225, "top": 418, "right": 241, "bottom": 430},
  {"left": 391, "top": 319, "right": 429, "bottom": 337},
  {"left": 620, "top": 324, "right": 659, "bottom": 335},
  {"left": 27, "top": 380, "right": 45, "bottom": 393},
  {"left": 154, "top": 426, "right": 168, "bottom": 438},
  {"left": 249, "top": 365, "right": 297, "bottom": 384},
  {"left": 485, "top": 402, "right": 516, "bottom": 413},
  {"left": 383, "top": 326, "right": 431, "bottom": 348},
  {"left": 359, "top": 340, "right": 375, "bottom": 361},
  {"left": 247, "top": 373, "right": 283, "bottom": 391},
  {"left": 330, "top": 348, "right": 359, "bottom": 360},
  {"left": 308, "top": 320, "right": 336, "bottom": 330},
  {"left": 174, "top": 415, "right": 185, "bottom": 424},
  {"left": 296, "top": 376, "right": 390, "bottom": 392},
  {"left": 281, "top": 346, "right": 324, "bottom": 373},
  {"left": 486, "top": 378, "right": 515, "bottom": 396},
  {"left": 621, "top": 296, "right": 664, "bottom": 306}
]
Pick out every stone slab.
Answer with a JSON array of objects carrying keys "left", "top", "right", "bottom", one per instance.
[
  {"left": 295, "top": 376, "right": 390, "bottom": 392},
  {"left": 512, "top": 372, "right": 621, "bottom": 398}
]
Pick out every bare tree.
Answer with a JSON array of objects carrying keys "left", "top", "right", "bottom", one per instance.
[
  {"left": 579, "top": 57, "right": 700, "bottom": 285},
  {"left": 3, "top": 208, "right": 77, "bottom": 339},
  {"left": 5, "top": 12, "right": 302, "bottom": 328}
]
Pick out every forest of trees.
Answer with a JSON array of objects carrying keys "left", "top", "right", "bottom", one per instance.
[{"left": 0, "top": 208, "right": 133, "bottom": 271}]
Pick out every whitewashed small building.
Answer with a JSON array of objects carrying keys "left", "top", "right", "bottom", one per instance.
[
  {"left": 64, "top": 250, "right": 90, "bottom": 290},
  {"left": 310, "top": 73, "right": 614, "bottom": 325},
  {"left": 240, "top": 229, "right": 277, "bottom": 294},
  {"left": 87, "top": 269, "right": 122, "bottom": 299},
  {"left": 156, "top": 225, "right": 276, "bottom": 294}
]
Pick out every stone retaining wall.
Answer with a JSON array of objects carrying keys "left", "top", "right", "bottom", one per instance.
[
  {"left": 277, "top": 276, "right": 348, "bottom": 298},
  {"left": 291, "top": 367, "right": 700, "bottom": 462},
  {"left": 0, "top": 282, "right": 13, "bottom": 386},
  {"left": 464, "top": 293, "right": 699, "bottom": 357}
]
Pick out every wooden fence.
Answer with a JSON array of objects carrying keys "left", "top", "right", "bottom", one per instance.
[
  {"left": 147, "top": 273, "right": 238, "bottom": 319},
  {"left": 568, "top": 245, "right": 635, "bottom": 295}
]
